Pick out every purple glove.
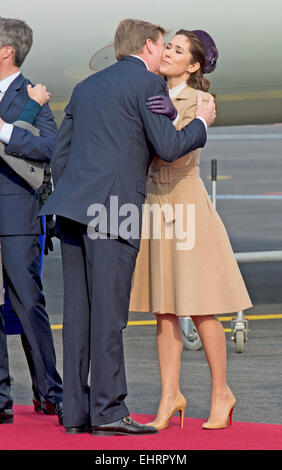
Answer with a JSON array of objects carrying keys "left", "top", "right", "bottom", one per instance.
[{"left": 146, "top": 87, "right": 178, "bottom": 121}]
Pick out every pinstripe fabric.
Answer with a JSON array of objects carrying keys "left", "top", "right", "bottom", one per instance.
[
  {"left": 60, "top": 218, "right": 137, "bottom": 427},
  {"left": 0, "top": 245, "right": 3, "bottom": 306},
  {"left": 0, "top": 235, "right": 63, "bottom": 406},
  {"left": 0, "top": 309, "right": 13, "bottom": 410}
]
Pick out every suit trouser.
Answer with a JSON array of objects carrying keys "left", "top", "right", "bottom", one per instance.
[
  {"left": 0, "top": 309, "right": 12, "bottom": 410},
  {"left": 0, "top": 234, "right": 63, "bottom": 410},
  {"left": 60, "top": 218, "right": 138, "bottom": 427}
]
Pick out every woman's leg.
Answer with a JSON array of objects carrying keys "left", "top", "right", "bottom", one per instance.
[
  {"left": 152, "top": 314, "right": 184, "bottom": 423},
  {"left": 192, "top": 315, "right": 235, "bottom": 423}
]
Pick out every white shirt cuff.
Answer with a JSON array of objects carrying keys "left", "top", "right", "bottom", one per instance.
[
  {"left": 0, "top": 122, "right": 14, "bottom": 144},
  {"left": 196, "top": 116, "right": 207, "bottom": 132},
  {"left": 173, "top": 112, "right": 179, "bottom": 126}
]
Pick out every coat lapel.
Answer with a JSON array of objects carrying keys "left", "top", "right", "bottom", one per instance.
[
  {"left": 172, "top": 86, "right": 197, "bottom": 119},
  {"left": 0, "top": 73, "right": 25, "bottom": 116},
  {"left": 174, "top": 85, "right": 196, "bottom": 101}
]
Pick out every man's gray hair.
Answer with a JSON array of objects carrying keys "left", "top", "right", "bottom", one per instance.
[{"left": 0, "top": 17, "right": 33, "bottom": 67}]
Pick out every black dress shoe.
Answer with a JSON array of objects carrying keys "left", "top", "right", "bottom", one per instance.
[
  {"left": 92, "top": 416, "right": 158, "bottom": 436},
  {"left": 0, "top": 409, "right": 14, "bottom": 424},
  {"left": 33, "top": 397, "right": 63, "bottom": 425},
  {"left": 33, "top": 397, "right": 45, "bottom": 413},
  {"left": 65, "top": 424, "right": 92, "bottom": 434},
  {"left": 53, "top": 401, "right": 63, "bottom": 426}
]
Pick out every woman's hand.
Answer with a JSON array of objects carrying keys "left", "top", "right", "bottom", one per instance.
[
  {"left": 0, "top": 117, "right": 4, "bottom": 131},
  {"left": 146, "top": 87, "right": 178, "bottom": 121},
  {"left": 27, "top": 84, "right": 51, "bottom": 106}
]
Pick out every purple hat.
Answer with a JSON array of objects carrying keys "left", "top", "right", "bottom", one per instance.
[{"left": 192, "top": 30, "right": 218, "bottom": 73}]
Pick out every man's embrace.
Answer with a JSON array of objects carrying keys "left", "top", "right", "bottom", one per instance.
[{"left": 40, "top": 18, "right": 215, "bottom": 435}]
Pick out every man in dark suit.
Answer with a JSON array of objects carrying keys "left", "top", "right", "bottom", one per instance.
[
  {"left": 0, "top": 17, "right": 63, "bottom": 425},
  {"left": 40, "top": 18, "right": 216, "bottom": 436}
]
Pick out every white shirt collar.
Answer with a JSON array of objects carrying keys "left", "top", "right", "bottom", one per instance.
[
  {"left": 0, "top": 71, "right": 21, "bottom": 93},
  {"left": 168, "top": 81, "right": 187, "bottom": 99},
  {"left": 130, "top": 55, "right": 149, "bottom": 71}
]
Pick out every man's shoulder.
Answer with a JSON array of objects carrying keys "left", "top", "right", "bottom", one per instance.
[
  {"left": 140, "top": 69, "right": 165, "bottom": 86},
  {"left": 17, "top": 73, "right": 31, "bottom": 86},
  {"left": 16, "top": 75, "right": 55, "bottom": 123},
  {"left": 73, "top": 60, "right": 166, "bottom": 95},
  {"left": 119, "top": 58, "right": 165, "bottom": 84},
  {"left": 134, "top": 71, "right": 166, "bottom": 101},
  {"left": 124, "top": 64, "right": 166, "bottom": 95},
  {"left": 13, "top": 74, "right": 33, "bottom": 100},
  {"left": 71, "top": 71, "right": 102, "bottom": 97},
  {"left": 6, "top": 73, "right": 30, "bottom": 96}
]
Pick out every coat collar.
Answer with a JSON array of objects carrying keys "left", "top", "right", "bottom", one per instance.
[
  {"left": 120, "top": 55, "right": 148, "bottom": 70},
  {"left": 173, "top": 84, "right": 196, "bottom": 100},
  {"left": 0, "top": 72, "right": 26, "bottom": 116},
  {"left": 0, "top": 71, "right": 21, "bottom": 93}
]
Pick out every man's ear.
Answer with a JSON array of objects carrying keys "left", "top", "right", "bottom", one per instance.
[
  {"left": 1, "top": 45, "right": 14, "bottom": 60},
  {"left": 145, "top": 38, "right": 154, "bottom": 55}
]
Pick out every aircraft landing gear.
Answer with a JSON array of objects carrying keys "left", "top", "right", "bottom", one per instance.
[
  {"left": 180, "top": 317, "right": 202, "bottom": 351},
  {"left": 231, "top": 311, "right": 249, "bottom": 353}
]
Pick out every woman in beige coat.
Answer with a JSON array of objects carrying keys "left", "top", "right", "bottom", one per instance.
[{"left": 129, "top": 30, "right": 252, "bottom": 430}]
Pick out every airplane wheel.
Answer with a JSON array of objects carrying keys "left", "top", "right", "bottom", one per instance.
[
  {"left": 180, "top": 317, "right": 202, "bottom": 351},
  {"left": 235, "top": 330, "right": 245, "bottom": 353}
]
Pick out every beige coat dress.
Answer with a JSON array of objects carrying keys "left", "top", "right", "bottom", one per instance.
[{"left": 129, "top": 84, "right": 252, "bottom": 316}]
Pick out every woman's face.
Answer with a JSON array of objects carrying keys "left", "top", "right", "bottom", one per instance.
[{"left": 159, "top": 34, "right": 199, "bottom": 78}]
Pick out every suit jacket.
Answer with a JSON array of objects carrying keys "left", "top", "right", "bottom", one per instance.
[
  {"left": 40, "top": 56, "right": 207, "bottom": 250},
  {"left": 0, "top": 73, "right": 57, "bottom": 236},
  {"left": 0, "top": 246, "right": 4, "bottom": 305}
]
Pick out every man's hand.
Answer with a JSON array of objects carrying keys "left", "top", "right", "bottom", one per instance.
[
  {"left": 196, "top": 92, "right": 216, "bottom": 128},
  {"left": 0, "top": 117, "right": 5, "bottom": 132},
  {"left": 27, "top": 84, "right": 51, "bottom": 106}
]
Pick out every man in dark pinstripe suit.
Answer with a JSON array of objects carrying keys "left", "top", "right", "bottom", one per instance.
[{"left": 40, "top": 19, "right": 215, "bottom": 435}]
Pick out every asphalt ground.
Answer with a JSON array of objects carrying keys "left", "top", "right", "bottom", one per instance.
[{"left": 6, "top": 124, "right": 282, "bottom": 426}]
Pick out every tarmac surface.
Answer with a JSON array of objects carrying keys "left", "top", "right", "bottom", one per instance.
[{"left": 6, "top": 124, "right": 282, "bottom": 426}]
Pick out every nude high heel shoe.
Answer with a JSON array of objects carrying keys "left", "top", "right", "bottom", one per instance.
[
  {"left": 147, "top": 393, "right": 187, "bottom": 431},
  {"left": 202, "top": 396, "right": 236, "bottom": 430}
]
